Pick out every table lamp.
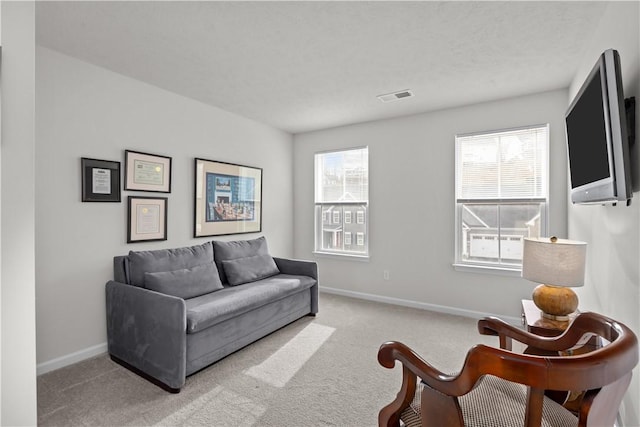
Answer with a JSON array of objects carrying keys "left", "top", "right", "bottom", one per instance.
[{"left": 522, "top": 236, "right": 587, "bottom": 321}]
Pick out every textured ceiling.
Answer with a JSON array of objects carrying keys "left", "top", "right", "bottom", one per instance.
[{"left": 36, "top": 1, "right": 607, "bottom": 134}]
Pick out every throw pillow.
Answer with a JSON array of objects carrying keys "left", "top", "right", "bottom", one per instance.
[
  {"left": 128, "top": 241, "right": 214, "bottom": 287},
  {"left": 213, "top": 236, "right": 270, "bottom": 284},
  {"left": 222, "top": 254, "right": 280, "bottom": 286},
  {"left": 144, "top": 262, "right": 223, "bottom": 299}
]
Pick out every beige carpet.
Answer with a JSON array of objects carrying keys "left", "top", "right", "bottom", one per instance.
[{"left": 38, "top": 292, "right": 497, "bottom": 426}]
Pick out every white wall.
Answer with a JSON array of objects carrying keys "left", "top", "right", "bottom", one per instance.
[
  {"left": 1, "top": 1, "right": 38, "bottom": 425},
  {"left": 35, "top": 47, "right": 294, "bottom": 368},
  {"left": 567, "top": 2, "right": 640, "bottom": 426},
  {"left": 293, "top": 89, "right": 569, "bottom": 320}
]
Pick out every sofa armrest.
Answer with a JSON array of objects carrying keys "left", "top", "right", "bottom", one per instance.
[
  {"left": 273, "top": 257, "right": 318, "bottom": 280},
  {"left": 273, "top": 258, "right": 318, "bottom": 314},
  {"left": 106, "top": 280, "right": 187, "bottom": 391}
]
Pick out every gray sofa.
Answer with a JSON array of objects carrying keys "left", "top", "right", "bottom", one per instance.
[{"left": 105, "top": 237, "right": 318, "bottom": 392}]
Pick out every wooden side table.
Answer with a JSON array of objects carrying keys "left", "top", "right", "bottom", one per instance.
[{"left": 520, "top": 299, "right": 599, "bottom": 412}]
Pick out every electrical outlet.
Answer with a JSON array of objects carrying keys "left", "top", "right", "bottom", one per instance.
[{"left": 383, "top": 270, "right": 390, "bottom": 280}]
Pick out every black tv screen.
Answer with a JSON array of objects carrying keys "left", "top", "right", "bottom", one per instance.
[{"left": 565, "top": 69, "right": 610, "bottom": 189}]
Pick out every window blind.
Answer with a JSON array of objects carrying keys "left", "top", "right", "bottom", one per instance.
[
  {"left": 456, "top": 125, "right": 548, "bottom": 201},
  {"left": 315, "top": 148, "right": 369, "bottom": 203}
]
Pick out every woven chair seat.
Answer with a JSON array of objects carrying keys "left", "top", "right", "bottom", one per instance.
[{"left": 400, "top": 375, "right": 578, "bottom": 427}]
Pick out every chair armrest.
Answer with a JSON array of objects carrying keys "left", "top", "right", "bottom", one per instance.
[
  {"left": 379, "top": 341, "right": 476, "bottom": 396},
  {"left": 273, "top": 257, "right": 318, "bottom": 280},
  {"left": 378, "top": 341, "right": 476, "bottom": 427},
  {"left": 106, "top": 280, "right": 187, "bottom": 390}
]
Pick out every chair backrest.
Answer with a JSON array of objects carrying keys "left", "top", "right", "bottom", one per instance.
[
  {"left": 477, "top": 312, "right": 638, "bottom": 426},
  {"left": 477, "top": 311, "right": 637, "bottom": 390}
]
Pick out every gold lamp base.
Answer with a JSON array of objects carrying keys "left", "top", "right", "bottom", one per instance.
[{"left": 532, "top": 284, "right": 578, "bottom": 321}]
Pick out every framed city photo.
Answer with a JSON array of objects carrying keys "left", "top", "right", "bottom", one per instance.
[
  {"left": 81, "top": 157, "right": 121, "bottom": 202},
  {"left": 127, "top": 196, "right": 167, "bottom": 243},
  {"left": 124, "top": 150, "right": 172, "bottom": 193},
  {"left": 194, "top": 158, "right": 262, "bottom": 237}
]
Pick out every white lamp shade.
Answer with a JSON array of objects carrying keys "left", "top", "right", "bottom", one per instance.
[{"left": 522, "top": 237, "right": 586, "bottom": 287}]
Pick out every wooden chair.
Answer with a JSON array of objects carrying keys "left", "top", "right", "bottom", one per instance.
[{"left": 378, "top": 312, "right": 638, "bottom": 427}]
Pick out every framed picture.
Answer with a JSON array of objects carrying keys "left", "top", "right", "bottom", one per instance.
[
  {"left": 81, "top": 157, "right": 121, "bottom": 202},
  {"left": 127, "top": 196, "right": 167, "bottom": 243},
  {"left": 124, "top": 150, "right": 172, "bottom": 193},
  {"left": 194, "top": 158, "right": 262, "bottom": 237}
]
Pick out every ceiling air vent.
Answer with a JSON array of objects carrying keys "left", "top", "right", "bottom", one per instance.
[{"left": 377, "top": 90, "right": 414, "bottom": 103}]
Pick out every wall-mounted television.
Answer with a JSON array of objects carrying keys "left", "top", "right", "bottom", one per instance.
[{"left": 565, "top": 49, "right": 634, "bottom": 205}]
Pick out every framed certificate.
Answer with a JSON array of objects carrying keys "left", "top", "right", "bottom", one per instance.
[
  {"left": 194, "top": 158, "right": 262, "bottom": 237},
  {"left": 124, "top": 150, "right": 172, "bottom": 193},
  {"left": 127, "top": 196, "right": 168, "bottom": 243},
  {"left": 81, "top": 157, "right": 121, "bottom": 202}
]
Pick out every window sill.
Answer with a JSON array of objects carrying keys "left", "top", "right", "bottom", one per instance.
[
  {"left": 453, "top": 263, "right": 522, "bottom": 277},
  {"left": 313, "top": 251, "right": 370, "bottom": 262}
]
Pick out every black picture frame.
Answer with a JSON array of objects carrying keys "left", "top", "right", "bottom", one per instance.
[
  {"left": 127, "top": 196, "right": 168, "bottom": 243},
  {"left": 81, "top": 157, "right": 121, "bottom": 202},
  {"left": 124, "top": 150, "right": 172, "bottom": 193},
  {"left": 194, "top": 158, "right": 263, "bottom": 237}
]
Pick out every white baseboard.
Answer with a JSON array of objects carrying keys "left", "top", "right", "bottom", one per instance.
[
  {"left": 37, "top": 342, "right": 108, "bottom": 376},
  {"left": 319, "top": 286, "right": 521, "bottom": 325}
]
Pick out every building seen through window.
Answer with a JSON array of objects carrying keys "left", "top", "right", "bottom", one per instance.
[{"left": 314, "top": 147, "right": 368, "bottom": 256}]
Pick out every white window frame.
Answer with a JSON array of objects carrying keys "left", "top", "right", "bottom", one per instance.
[
  {"left": 314, "top": 147, "right": 369, "bottom": 258},
  {"left": 454, "top": 124, "right": 549, "bottom": 274}
]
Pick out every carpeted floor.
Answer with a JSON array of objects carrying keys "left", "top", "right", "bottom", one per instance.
[{"left": 37, "top": 292, "right": 498, "bottom": 426}]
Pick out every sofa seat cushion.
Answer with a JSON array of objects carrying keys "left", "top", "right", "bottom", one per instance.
[{"left": 185, "top": 274, "right": 316, "bottom": 334}]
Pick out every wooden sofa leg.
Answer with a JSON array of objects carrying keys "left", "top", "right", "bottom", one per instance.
[{"left": 110, "top": 355, "right": 181, "bottom": 394}]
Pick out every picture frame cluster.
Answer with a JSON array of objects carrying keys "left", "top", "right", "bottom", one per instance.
[
  {"left": 81, "top": 150, "right": 171, "bottom": 243},
  {"left": 81, "top": 151, "right": 262, "bottom": 243}
]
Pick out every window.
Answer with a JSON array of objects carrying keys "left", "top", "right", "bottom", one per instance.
[
  {"left": 315, "top": 147, "right": 369, "bottom": 257},
  {"left": 344, "top": 232, "right": 352, "bottom": 245},
  {"left": 455, "top": 125, "right": 548, "bottom": 270}
]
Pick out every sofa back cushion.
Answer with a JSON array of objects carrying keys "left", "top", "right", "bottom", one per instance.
[
  {"left": 145, "top": 262, "right": 223, "bottom": 299},
  {"left": 213, "top": 236, "right": 269, "bottom": 284},
  {"left": 128, "top": 241, "right": 215, "bottom": 287},
  {"left": 222, "top": 253, "right": 280, "bottom": 286}
]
